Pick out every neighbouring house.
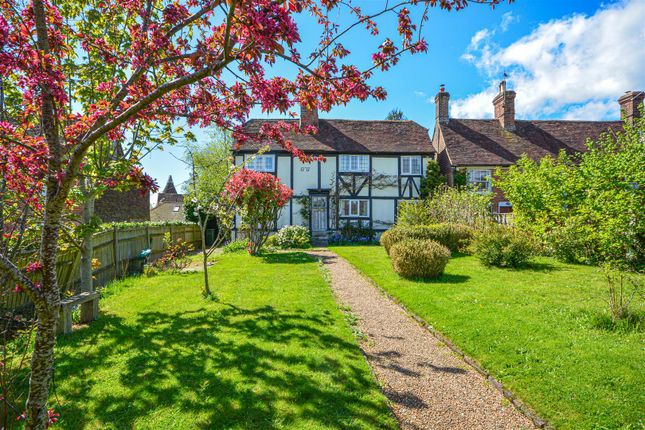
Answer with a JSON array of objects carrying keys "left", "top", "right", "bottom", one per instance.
[
  {"left": 432, "top": 83, "right": 643, "bottom": 213},
  {"left": 94, "top": 189, "right": 150, "bottom": 222},
  {"left": 233, "top": 106, "right": 435, "bottom": 242},
  {"left": 150, "top": 175, "right": 186, "bottom": 222}
]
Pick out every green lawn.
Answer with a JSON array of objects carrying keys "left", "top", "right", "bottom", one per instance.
[
  {"left": 330, "top": 246, "right": 644, "bottom": 430},
  {"left": 53, "top": 252, "right": 396, "bottom": 429}
]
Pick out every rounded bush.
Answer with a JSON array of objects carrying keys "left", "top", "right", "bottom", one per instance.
[
  {"left": 472, "top": 225, "right": 535, "bottom": 268},
  {"left": 273, "top": 225, "right": 311, "bottom": 249},
  {"left": 390, "top": 239, "right": 450, "bottom": 279},
  {"left": 380, "top": 223, "right": 474, "bottom": 254}
]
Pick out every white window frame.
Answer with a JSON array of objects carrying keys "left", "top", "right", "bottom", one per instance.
[
  {"left": 467, "top": 169, "right": 492, "bottom": 192},
  {"left": 339, "top": 155, "right": 369, "bottom": 173},
  {"left": 246, "top": 154, "right": 275, "bottom": 172},
  {"left": 339, "top": 199, "right": 369, "bottom": 217},
  {"left": 400, "top": 155, "right": 422, "bottom": 175}
]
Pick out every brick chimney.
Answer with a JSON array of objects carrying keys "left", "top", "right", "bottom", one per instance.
[
  {"left": 300, "top": 104, "right": 319, "bottom": 128},
  {"left": 492, "top": 80, "right": 516, "bottom": 131},
  {"left": 618, "top": 91, "right": 645, "bottom": 124},
  {"left": 435, "top": 85, "right": 450, "bottom": 124}
]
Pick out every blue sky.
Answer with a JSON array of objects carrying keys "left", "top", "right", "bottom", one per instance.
[{"left": 144, "top": 0, "right": 645, "bottom": 200}]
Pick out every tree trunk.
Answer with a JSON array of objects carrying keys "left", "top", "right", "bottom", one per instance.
[
  {"left": 24, "top": 306, "right": 57, "bottom": 429},
  {"left": 25, "top": 205, "right": 62, "bottom": 429},
  {"left": 200, "top": 223, "right": 211, "bottom": 297},
  {"left": 79, "top": 192, "right": 95, "bottom": 322}
]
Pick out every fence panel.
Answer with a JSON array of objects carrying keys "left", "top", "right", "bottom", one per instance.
[{"left": 1, "top": 223, "right": 200, "bottom": 310}]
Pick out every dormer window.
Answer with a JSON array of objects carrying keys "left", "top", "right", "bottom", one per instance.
[{"left": 339, "top": 155, "right": 369, "bottom": 173}]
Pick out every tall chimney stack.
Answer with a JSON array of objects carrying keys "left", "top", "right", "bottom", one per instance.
[
  {"left": 493, "top": 80, "right": 516, "bottom": 131},
  {"left": 300, "top": 103, "right": 319, "bottom": 129},
  {"left": 435, "top": 85, "right": 450, "bottom": 124},
  {"left": 618, "top": 91, "right": 645, "bottom": 124}
]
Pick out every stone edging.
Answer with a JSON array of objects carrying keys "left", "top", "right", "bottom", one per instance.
[{"left": 339, "top": 256, "right": 554, "bottom": 430}]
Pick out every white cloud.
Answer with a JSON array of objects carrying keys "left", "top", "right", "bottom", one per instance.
[
  {"left": 413, "top": 90, "right": 427, "bottom": 98},
  {"left": 500, "top": 12, "right": 516, "bottom": 32},
  {"left": 452, "top": 0, "right": 645, "bottom": 120}
]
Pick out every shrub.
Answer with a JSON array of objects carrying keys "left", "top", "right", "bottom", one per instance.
[
  {"left": 390, "top": 239, "right": 450, "bottom": 279},
  {"left": 397, "top": 186, "right": 491, "bottom": 228},
  {"left": 154, "top": 233, "right": 194, "bottom": 271},
  {"left": 273, "top": 225, "right": 311, "bottom": 249},
  {"left": 380, "top": 223, "right": 474, "bottom": 254},
  {"left": 472, "top": 225, "right": 535, "bottom": 268},
  {"left": 223, "top": 239, "right": 248, "bottom": 254}
]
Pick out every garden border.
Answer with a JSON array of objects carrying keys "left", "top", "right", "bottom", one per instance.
[{"left": 337, "top": 254, "right": 554, "bottom": 430}]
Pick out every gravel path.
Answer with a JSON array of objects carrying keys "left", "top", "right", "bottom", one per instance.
[{"left": 309, "top": 249, "right": 534, "bottom": 430}]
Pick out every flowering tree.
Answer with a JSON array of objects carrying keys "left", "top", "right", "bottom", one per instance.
[
  {"left": 0, "top": 0, "right": 510, "bottom": 426},
  {"left": 224, "top": 170, "right": 293, "bottom": 254}
]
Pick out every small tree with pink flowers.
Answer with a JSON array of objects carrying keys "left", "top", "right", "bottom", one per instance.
[{"left": 224, "top": 170, "right": 293, "bottom": 255}]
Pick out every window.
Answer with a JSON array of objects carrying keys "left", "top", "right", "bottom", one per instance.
[
  {"left": 339, "top": 155, "right": 369, "bottom": 173},
  {"left": 401, "top": 156, "right": 422, "bottom": 175},
  {"left": 246, "top": 154, "right": 275, "bottom": 172},
  {"left": 339, "top": 199, "right": 369, "bottom": 217},
  {"left": 467, "top": 169, "right": 492, "bottom": 192}
]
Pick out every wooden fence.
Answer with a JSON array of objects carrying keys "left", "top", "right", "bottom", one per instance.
[{"left": 1, "top": 224, "right": 200, "bottom": 310}]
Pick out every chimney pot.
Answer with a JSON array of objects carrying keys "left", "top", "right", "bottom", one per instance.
[
  {"left": 618, "top": 91, "right": 645, "bottom": 124},
  {"left": 493, "top": 80, "right": 516, "bottom": 131},
  {"left": 435, "top": 87, "right": 450, "bottom": 124},
  {"left": 300, "top": 103, "right": 319, "bottom": 129}
]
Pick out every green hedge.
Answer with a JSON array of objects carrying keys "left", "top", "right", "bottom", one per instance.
[
  {"left": 472, "top": 225, "right": 535, "bottom": 268},
  {"left": 380, "top": 223, "right": 474, "bottom": 254},
  {"left": 390, "top": 239, "right": 450, "bottom": 279},
  {"left": 99, "top": 220, "right": 196, "bottom": 231}
]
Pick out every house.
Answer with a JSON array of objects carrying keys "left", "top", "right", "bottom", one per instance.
[
  {"left": 150, "top": 176, "right": 186, "bottom": 222},
  {"left": 432, "top": 83, "right": 643, "bottom": 213},
  {"left": 233, "top": 106, "right": 435, "bottom": 242},
  {"left": 94, "top": 189, "right": 150, "bottom": 222}
]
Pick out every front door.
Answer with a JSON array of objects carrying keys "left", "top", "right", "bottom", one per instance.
[{"left": 311, "top": 196, "right": 328, "bottom": 232}]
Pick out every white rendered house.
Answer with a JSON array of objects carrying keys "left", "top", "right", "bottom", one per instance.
[{"left": 233, "top": 105, "right": 435, "bottom": 243}]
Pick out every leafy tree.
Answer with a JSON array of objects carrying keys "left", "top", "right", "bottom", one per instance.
[
  {"left": 419, "top": 159, "right": 445, "bottom": 198},
  {"left": 453, "top": 167, "right": 468, "bottom": 189},
  {"left": 184, "top": 130, "right": 238, "bottom": 296},
  {"left": 0, "top": 0, "right": 511, "bottom": 426},
  {"left": 496, "top": 115, "right": 644, "bottom": 321},
  {"left": 224, "top": 170, "right": 293, "bottom": 255},
  {"left": 385, "top": 108, "right": 406, "bottom": 120}
]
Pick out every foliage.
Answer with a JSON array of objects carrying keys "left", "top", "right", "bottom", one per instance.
[
  {"left": 51, "top": 252, "right": 396, "bottom": 429},
  {"left": 153, "top": 233, "right": 194, "bottom": 271},
  {"left": 495, "top": 115, "right": 644, "bottom": 272},
  {"left": 380, "top": 223, "right": 474, "bottom": 255},
  {"left": 604, "top": 267, "right": 642, "bottom": 323},
  {"left": 222, "top": 240, "right": 249, "bottom": 254},
  {"left": 472, "top": 225, "right": 535, "bottom": 268},
  {"left": 331, "top": 246, "right": 645, "bottom": 430},
  {"left": 385, "top": 108, "right": 406, "bottom": 120},
  {"left": 389, "top": 239, "right": 450, "bottom": 279},
  {"left": 273, "top": 225, "right": 311, "bottom": 249},
  {"left": 295, "top": 196, "right": 311, "bottom": 225},
  {"left": 397, "top": 186, "right": 491, "bottom": 228},
  {"left": 98, "top": 220, "right": 195, "bottom": 232},
  {"left": 453, "top": 168, "right": 468, "bottom": 189},
  {"left": 224, "top": 170, "right": 293, "bottom": 255},
  {"left": 419, "top": 159, "right": 446, "bottom": 198}
]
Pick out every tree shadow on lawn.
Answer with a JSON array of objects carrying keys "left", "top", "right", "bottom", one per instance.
[
  {"left": 404, "top": 273, "right": 470, "bottom": 284},
  {"left": 54, "top": 303, "right": 392, "bottom": 429}
]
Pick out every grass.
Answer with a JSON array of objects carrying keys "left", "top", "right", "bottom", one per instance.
[
  {"left": 52, "top": 251, "right": 396, "bottom": 429},
  {"left": 330, "top": 245, "right": 644, "bottom": 430}
]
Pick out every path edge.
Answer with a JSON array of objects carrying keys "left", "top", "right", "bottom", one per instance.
[
  {"left": 329, "top": 250, "right": 554, "bottom": 430},
  {"left": 314, "top": 256, "right": 401, "bottom": 429}
]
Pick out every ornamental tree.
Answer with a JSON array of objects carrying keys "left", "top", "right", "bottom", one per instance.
[
  {"left": 224, "top": 170, "right": 293, "bottom": 254},
  {"left": 0, "top": 0, "right": 511, "bottom": 427}
]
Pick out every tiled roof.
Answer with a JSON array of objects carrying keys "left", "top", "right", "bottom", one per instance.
[
  {"left": 238, "top": 119, "right": 433, "bottom": 154},
  {"left": 440, "top": 119, "right": 623, "bottom": 166}
]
